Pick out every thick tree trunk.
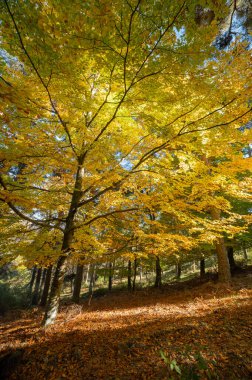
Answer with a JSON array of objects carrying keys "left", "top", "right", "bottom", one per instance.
[
  {"left": 132, "top": 258, "right": 137, "bottom": 291},
  {"left": 43, "top": 163, "right": 85, "bottom": 326},
  {"left": 32, "top": 268, "right": 42, "bottom": 305},
  {"left": 72, "top": 264, "right": 84, "bottom": 303},
  {"left": 176, "top": 263, "right": 181, "bottom": 279},
  {"left": 200, "top": 259, "right": 205, "bottom": 278},
  {"left": 127, "top": 260, "right": 132, "bottom": 290},
  {"left": 215, "top": 239, "right": 231, "bottom": 282},
  {"left": 40, "top": 266, "right": 52, "bottom": 307},
  {"left": 43, "top": 255, "right": 68, "bottom": 326},
  {"left": 154, "top": 256, "right": 162, "bottom": 288},
  {"left": 108, "top": 262, "right": 113, "bottom": 291}
]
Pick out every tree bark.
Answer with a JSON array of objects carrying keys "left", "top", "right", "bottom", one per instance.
[
  {"left": 72, "top": 264, "right": 84, "bottom": 303},
  {"left": 176, "top": 262, "right": 181, "bottom": 279},
  {"left": 127, "top": 260, "right": 132, "bottom": 290},
  {"left": 40, "top": 266, "right": 52, "bottom": 307},
  {"left": 154, "top": 256, "right": 162, "bottom": 288},
  {"left": 200, "top": 259, "right": 205, "bottom": 278},
  {"left": 43, "top": 163, "right": 85, "bottom": 326},
  {"left": 32, "top": 268, "right": 42, "bottom": 305},
  {"left": 210, "top": 208, "right": 231, "bottom": 283},
  {"left": 89, "top": 263, "right": 96, "bottom": 294},
  {"left": 215, "top": 239, "right": 231, "bottom": 282},
  {"left": 139, "top": 263, "right": 142, "bottom": 283},
  {"left": 29, "top": 267, "right": 37, "bottom": 294},
  {"left": 39, "top": 268, "right": 47, "bottom": 298},
  {"left": 242, "top": 243, "right": 248, "bottom": 261},
  {"left": 108, "top": 262, "right": 113, "bottom": 291},
  {"left": 132, "top": 258, "right": 137, "bottom": 291},
  {"left": 227, "top": 246, "right": 238, "bottom": 274},
  {"left": 84, "top": 264, "right": 90, "bottom": 284}
]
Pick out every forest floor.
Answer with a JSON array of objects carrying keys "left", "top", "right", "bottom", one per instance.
[{"left": 0, "top": 271, "right": 252, "bottom": 380}]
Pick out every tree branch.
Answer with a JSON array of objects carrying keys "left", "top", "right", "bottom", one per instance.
[
  {"left": 4, "top": 0, "right": 77, "bottom": 157},
  {"left": 74, "top": 207, "right": 139, "bottom": 229}
]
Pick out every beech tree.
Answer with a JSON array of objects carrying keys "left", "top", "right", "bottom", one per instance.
[{"left": 0, "top": 0, "right": 251, "bottom": 326}]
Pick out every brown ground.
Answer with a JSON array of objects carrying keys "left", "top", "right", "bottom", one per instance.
[{"left": 0, "top": 273, "right": 252, "bottom": 380}]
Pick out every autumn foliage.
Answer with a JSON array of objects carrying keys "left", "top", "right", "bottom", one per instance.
[{"left": 0, "top": 0, "right": 252, "bottom": 358}]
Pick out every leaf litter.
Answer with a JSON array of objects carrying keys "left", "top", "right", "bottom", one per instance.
[{"left": 0, "top": 275, "right": 251, "bottom": 379}]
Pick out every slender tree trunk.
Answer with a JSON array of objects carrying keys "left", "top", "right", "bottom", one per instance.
[
  {"left": 139, "top": 262, "right": 142, "bottom": 283},
  {"left": 176, "top": 262, "right": 181, "bottom": 279},
  {"left": 73, "top": 264, "right": 84, "bottom": 303},
  {"left": 29, "top": 267, "right": 37, "bottom": 294},
  {"left": 120, "top": 261, "right": 124, "bottom": 282},
  {"left": 127, "top": 260, "right": 132, "bottom": 290},
  {"left": 154, "top": 256, "right": 162, "bottom": 288},
  {"left": 227, "top": 246, "right": 238, "bottom": 274},
  {"left": 32, "top": 268, "right": 42, "bottom": 305},
  {"left": 104, "top": 263, "right": 107, "bottom": 283},
  {"left": 43, "top": 163, "right": 85, "bottom": 326},
  {"left": 132, "top": 258, "right": 137, "bottom": 291},
  {"left": 85, "top": 264, "right": 90, "bottom": 284},
  {"left": 200, "top": 259, "right": 205, "bottom": 278},
  {"left": 108, "top": 262, "right": 113, "bottom": 291},
  {"left": 89, "top": 264, "right": 96, "bottom": 294},
  {"left": 193, "top": 261, "right": 196, "bottom": 272},
  {"left": 39, "top": 268, "right": 47, "bottom": 298},
  {"left": 145, "top": 271, "right": 149, "bottom": 282},
  {"left": 242, "top": 243, "right": 248, "bottom": 261},
  {"left": 40, "top": 266, "right": 52, "bottom": 307}
]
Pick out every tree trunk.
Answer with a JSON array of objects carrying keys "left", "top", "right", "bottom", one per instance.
[
  {"left": 108, "top": 262, "right": 113, "bottom": 291},
  {"left": 39, "top": 268, "right": 47, "bottom": 298},
  {"left": 200, "top": 259, "right": 205, "bottom": 278},
  {"left": 32, "top": 268, "right": 42, "bottom": 305},
  {"left": 84, "top": 264, "right": 90, "bottom": 284},
  {"left": 145, "top": 271, "right": 149, "bottom": 282},
  {"left": 29, "top": 267, "right": 37, "bottom": 294},
  {"left": 210, "top": 208, "right": 231, "bottom": 283},
  {"left": 127, "top": 260, "right": 132, "bottom": 290},
  {"left": 201, "top": 157, "right": 231, "bottom": 284},
  {"left": 242, "top": 243, "right": 248, "bottom": 261},
  {"left": 119, "top": 261, "right": 124, "bottom": 282},
  {"left": 104, "top": 263, "right": 107, "bottom": 283},
  {"left": 89, "top": 264, "right": 96, "bottom": 294},
  {"left": 73, "top": 264, "right": 84, "bottom": 303},
  {"left": 154, "top": 256, "right": 162, "bottom": 288},
  {"left": 139, "top": 263, "right": 142, "bottom": 283},
  {"left": 176, "top": 262, "right": 181, "bottom": 279},
  {"left": 40, "top": 266, "right": 52, "bottom": 307},
  {"left": 43, "top": 255, "right": 69, "bottom": 326},
  {"left": 43, "top": 163, "right": 85, "bottom": 326},
  {"left": 215, "top": 239, "right": 231, "bottom": 282},
  {"left": 227, "top": 246, "right": 238, "bottom": 274},
  {"left": 132, "top": 258, "right": 137, "bottom": 291}
]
